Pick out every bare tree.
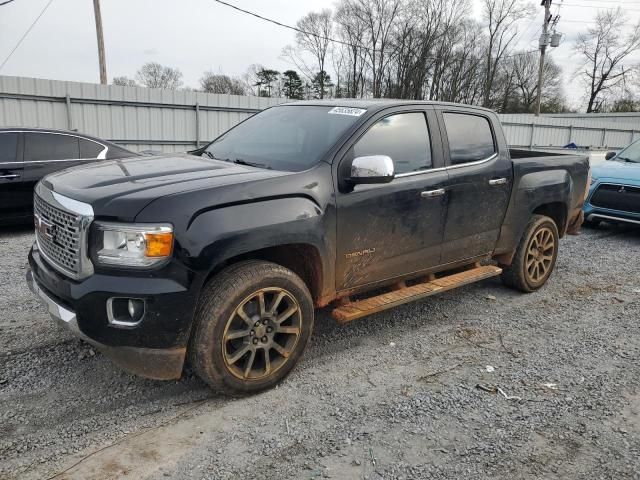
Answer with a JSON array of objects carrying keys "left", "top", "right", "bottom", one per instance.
[
  {"left": 335, "top": 1, "right": 369, "bottom": 97},
  {"left": 200, "top": 72, "right": 246, "bottom": 95},
  {"left": 135, "top": 62, "right": 183, "bottom": 89},
  {"left": 352, "top": 0, "right": 404, "bottom": 98},
  {"left": 112, "top": 76, "right": 137, "bottom": 87},
  {"left": 481, "top": 0, "right": 532, "bottom": 108},
  {"left": 294, "top": 9, "right": 333, "bottom": 99},
  {"left": 574, "top": 8, "right": 640, "bottom": 113},
  {"left": 509, "top": 52, "right": 563, "bottom": 112}
]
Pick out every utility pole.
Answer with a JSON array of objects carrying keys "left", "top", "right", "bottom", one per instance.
[
  {"left": 93, "top": 0, "right": 107, "bottom": 85},
  {"left": 534, "top": 0, "right": 552, "bottom": 117}
]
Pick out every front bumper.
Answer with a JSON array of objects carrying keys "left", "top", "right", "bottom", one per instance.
[
  {"left": 584, "top": 181, "right": 640, "bottom": 226},
  {"left": 27, "top": 243, "right": 198, "bottom": 380}
]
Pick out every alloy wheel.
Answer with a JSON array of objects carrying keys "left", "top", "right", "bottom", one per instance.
[
  {"left": 525, "top": 226, "right": 555, "bottom": 284},
  {"left": 221, "top": 287, "right": 302, "bottom": 381}
]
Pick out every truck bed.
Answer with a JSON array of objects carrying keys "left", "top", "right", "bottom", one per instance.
[{"left": 509, "top": 148, "right": 584, "bottom": 160}]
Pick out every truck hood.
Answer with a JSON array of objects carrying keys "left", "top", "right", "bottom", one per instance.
[{"left": 41, "top": 153, "right": 290, "bottom": 220}]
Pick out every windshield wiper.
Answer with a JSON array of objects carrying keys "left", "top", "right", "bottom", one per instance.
[
  {"left": 201, "top": 152, "right": 271, "bottom": 169},
  {"left": 618, "top": 156, "right": 639, "bottom": 163},
  {"left": 233, "top": 158, "right": 271, "bottom": 170}
]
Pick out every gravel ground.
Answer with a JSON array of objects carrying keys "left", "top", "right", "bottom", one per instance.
[{"left": 1, "top": 224, "right": 639, "bottom": 480}]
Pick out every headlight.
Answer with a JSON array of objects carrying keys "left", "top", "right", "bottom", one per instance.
[{"left": 93, "top": 222, "right": 174, "bottom": 267}]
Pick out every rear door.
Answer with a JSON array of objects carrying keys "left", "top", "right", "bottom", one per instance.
[
  {"left": 0, "top": 132, "right": 32, "bottom": 219},
  {"left": 23, "top": 132, "right": 82, "bottom": 185},
  {"left": 438, "top": 109, "right": 512, "bottom": 264}
]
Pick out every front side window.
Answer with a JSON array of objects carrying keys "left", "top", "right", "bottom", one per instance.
[
  {"left": 443, "top": 113, "right": 496, "bottom": 165},
  {"left": 204, "top": 106, "right": 362, "bottom": 172},
  {"left": 24, "top": 133, "right": 79, "bottom": 162},
  {"left": 0, "top": 133, "right": 18, "bottom": 163},
  {"left": 353, "top": 112, "right": 432, "bottom": 175}
]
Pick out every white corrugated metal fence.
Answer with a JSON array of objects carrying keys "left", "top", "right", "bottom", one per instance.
[{"left": 1, "top": 75, "right": 639, "bottom": 153}]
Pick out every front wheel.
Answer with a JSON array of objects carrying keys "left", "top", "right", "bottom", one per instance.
[
  {"left": 189, "top": 261, "right": 314, "bottom": 395},
  {"left": 500, "top": 214, "right": 559, "bottom": 293}
]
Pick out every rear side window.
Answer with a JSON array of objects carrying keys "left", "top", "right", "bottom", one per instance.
[
  {"left": 24, "top": 133, "right": 79, "bottom": 161},
  {"left": 79, "top": 138, "right": 104, "bottom": 158},
  {"left": 354, "top": 112, "right": 432, "bottom": 174},
  {"left": 0, "top": 133, "right": 18, "bottom": 162},
  {"left": 443, "top": 113, "right": 496, "bottom": 165}
]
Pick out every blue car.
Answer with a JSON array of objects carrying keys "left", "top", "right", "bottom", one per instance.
[{"left": 584, "top": 139, "right": 640, "bottom": 226}]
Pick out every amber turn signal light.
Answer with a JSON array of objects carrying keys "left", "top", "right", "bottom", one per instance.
[{"left": 145, "top": 232, "right": 174, "bottom": 257}]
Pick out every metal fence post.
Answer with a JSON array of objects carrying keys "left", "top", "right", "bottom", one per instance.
[
  {"left": 529, "top": 123, "right": 536, "bottom": 149},
  {"left": 568, "top": 125, "right": 573, "bottom": 144},
  {"left": 65, "top": 94, "right": 73, "bottom": 131},
  {"left": 195, "top": 102, "right": 200, "bottom": 148},
  {"left": 601, "top": 128, "right": 607, "bottom": 148}
]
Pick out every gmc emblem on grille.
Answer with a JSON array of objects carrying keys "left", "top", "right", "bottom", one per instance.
[{"left": 34, "top": 214, "right": 56, "bottom": 241}]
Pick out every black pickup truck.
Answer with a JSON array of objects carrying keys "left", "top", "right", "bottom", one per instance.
[{"left": 27, "top": 101, "right": 590, "bottom": 394}]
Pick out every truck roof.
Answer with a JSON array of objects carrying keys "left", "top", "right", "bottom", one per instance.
[{"left": 281, "top": 99, "right": 497, "bottom": 115}]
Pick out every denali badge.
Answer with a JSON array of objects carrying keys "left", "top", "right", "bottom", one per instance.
[
  {"left": 34, "top": 214, "right": 56, "bottom": 241},
  {"left": 345, "top": 248, "right": 376, "bottom": 259}
]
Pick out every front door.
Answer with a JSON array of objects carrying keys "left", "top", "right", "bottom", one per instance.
[
  {"left": 335, "top": 109, "right": 448, "bottom": 291},
  {"left": 0, "top": 132, "right": 31, "bottom": 220},
  {"left": 438, "top": 110, "right": 513, "bottom": 264}
]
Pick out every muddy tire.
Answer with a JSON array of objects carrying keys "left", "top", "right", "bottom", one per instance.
[
  {"left": 500, "top": 214, "right": 559, "bottom": 293},
  {"left": 189, "top": 260, "right": 314, "bottom": 395}
]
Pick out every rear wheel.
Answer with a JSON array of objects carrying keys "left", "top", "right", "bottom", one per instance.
[
  {"left": 500, "top": 214, "right": 559, "bottom": 293},
  {"left": 189, "top": 261, "right": 314, "bottom": 395}
]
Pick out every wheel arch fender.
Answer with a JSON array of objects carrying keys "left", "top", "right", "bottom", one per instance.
[
  {"left": 494, "top": 169, "right": 572, "bottom": 265},
  {"left": 184, "top": 196, "right": 333, "bottom": 305}
]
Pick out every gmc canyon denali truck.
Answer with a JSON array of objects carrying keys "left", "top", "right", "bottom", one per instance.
[{"left": 27, "top": 101, "right": 589, "bottom": 394}]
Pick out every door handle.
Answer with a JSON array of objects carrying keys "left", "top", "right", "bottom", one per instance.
[
  {"left": 421, "top": 188, "right": 446, "bottom": 198},
  {"left": 489, "top": 178, "right": 508, "bottom": 186},
  {"left": 0, "top": 174, "right": 20, "bottom": 179}
]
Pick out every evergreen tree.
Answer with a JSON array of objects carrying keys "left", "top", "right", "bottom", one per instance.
[
  {"left": 311, "top": 71, "right": 333, "bottom": 99},
  {"left": 282, "top": 70, "right": 304, "bottom": 99}
]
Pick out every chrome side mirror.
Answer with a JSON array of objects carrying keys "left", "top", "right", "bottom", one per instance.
[
  {"left": 349, "top": 155, "right": 395, "bottom": 185},
  {"left": 605, "top": 151, "right": 617, "bottom": 161}
]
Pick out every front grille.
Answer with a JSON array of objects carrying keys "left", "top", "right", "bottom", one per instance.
[
  {"left": 591, "top": 184, "right": 640, "bottom": 215},
  {"left": 34, "top": 194, "right": 81, "bottom": 275}
]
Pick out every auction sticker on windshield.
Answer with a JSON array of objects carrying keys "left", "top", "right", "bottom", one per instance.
[{"left": 328, "top": 107, "right": 367, "bottom": 117}]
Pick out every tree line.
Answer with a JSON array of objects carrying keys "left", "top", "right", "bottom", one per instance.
[{"left": 113, "top": 0, "right": 640, "bottom": 114}]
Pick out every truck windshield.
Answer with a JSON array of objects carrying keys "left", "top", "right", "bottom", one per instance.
[
  {"left": 202, "top": 105, "right": 362, "bottom": 172},
  {"left": 614, "top": 139, "right": 640, "bottom": 163}
]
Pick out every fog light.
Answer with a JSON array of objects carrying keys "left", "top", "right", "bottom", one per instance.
[
  {"left": 128, "top": 299, "right": 144, "bottom": 319},
  {"left": 108, "top": 297, "right": 145, "bottom": 327}
]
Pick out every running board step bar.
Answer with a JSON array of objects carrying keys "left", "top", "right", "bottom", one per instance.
[{"left": 332, "top": 265, "right": 502, "bottom": 324}]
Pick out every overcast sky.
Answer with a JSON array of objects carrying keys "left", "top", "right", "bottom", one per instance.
[{"left": 0, "top": 0, "right": 639, "bottom": 111}]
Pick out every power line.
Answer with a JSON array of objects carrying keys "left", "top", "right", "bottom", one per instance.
[
  {"left": 561, "top": 2, "right": 640, "bottom": 11},
  {"left": 211, "top": 0, "right": 375, "bottom": 52},
  {"left": 0, "top": 0, "right": 55, "bottom": 72},
  {"left": 504, "top": 49, "right": 539, "bottom": 59},
  {"left": 0, "top": 0, "right": 17, "bottom": 6},
  {"left": 213, "top": 0, "right": 539, "bottom": 63},
  {"left": 558, "top": 0, "right": 638, "bottom": 3}
]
